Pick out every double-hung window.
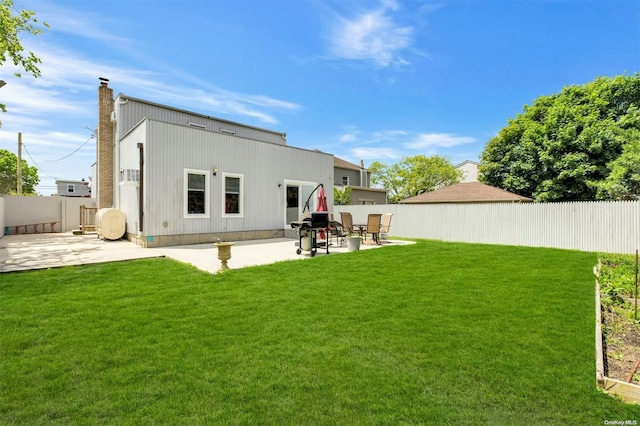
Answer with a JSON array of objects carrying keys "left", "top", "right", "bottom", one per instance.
[
  {"left": 184, "top": 169, "right": 210, "bottom": 218},
  {"left": 223, "top": 173, "right": 243, "bottom": 217},
  {"left": 67, "top": 184, "right": 75, "bottom": 194}
]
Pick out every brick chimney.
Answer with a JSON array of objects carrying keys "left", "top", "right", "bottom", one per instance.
[{"left": 97, "top": 78, "right": 114, "bottom": 209}]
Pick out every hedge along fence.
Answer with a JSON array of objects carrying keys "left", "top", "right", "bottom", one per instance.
[{"left": 338, "top": 200, "right": 640, "bottom": 255}]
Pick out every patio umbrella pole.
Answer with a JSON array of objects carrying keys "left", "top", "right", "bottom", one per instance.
[{"left": 302, "top": 183, "right": 324, "bottom": 213}]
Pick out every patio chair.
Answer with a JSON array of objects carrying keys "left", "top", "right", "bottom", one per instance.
[
  {"left": 339, "top": 212, "right": 354, "bottom": 235},
  {"left": 329, "top": 220, "right": 347, "bottom": 247},
  {"left": 363, "top": 213, "right": 382, "bottom": 245},
  {"left": 379, "top": 213, "right": 393, "bottom": 242}
]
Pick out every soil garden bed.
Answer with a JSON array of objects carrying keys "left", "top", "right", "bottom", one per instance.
[
  {"left": 602, "top": 299, "right": 640, "bottom": 384},
  {"left": 599, "top": 254, "right": 640, "bottom": 396}
]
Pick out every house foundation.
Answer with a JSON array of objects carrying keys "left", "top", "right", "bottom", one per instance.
[{"left": 126, "top": 229, "right": 285, "bottom": 248}]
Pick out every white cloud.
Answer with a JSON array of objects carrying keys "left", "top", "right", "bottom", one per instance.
[
  {"left": 153, "top": 86, "right": 301, "bottom": 126},
  {"left": 4, "top": 38, "right": 302, "bottom": 130},
  {"left": 405, "top": 133, "right": 476, "bottom": 149},
  {"left": 0, "top": 80, "right": 90, "bottom": 116},
  {"left": 381, "top": 0, "right": 400, "bottom": 11},
  {"left": 340, "top": 132, "right": 358, "bottom": 142},
  {"left": 351, "top": 146, "right": 400, "bottom": 160},
  {"left": 26, "top": 0, "right": 130, "bottom": 44},
  {"left": 339, "top": 128, "right": 408, "bottom": 145},
  {"left": 327, "top": 1, "right": 413, "bottom": 67},
  {"left": 369, "top": 129, "right": 408, "bottom": 142}
]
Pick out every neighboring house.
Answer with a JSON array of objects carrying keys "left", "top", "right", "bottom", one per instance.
[
  {"left": 333, "top": 157, "right": 387, "bottom": 205},
  {"left": 399, "top": 182, "right": 532, "bottom": 204},
  {"left": 96, "top": 80, "right": 333, "bottom": 247},
  {"left": 455, "top": 160, "right": 480, "bottom": 183},
  {"left": 55, "top": 179, "right": 91, "bottom": 198}
]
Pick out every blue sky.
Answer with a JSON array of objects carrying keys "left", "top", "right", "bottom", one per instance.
[{"left": 0, "top": 0, "right": 638, "bottom": 195}]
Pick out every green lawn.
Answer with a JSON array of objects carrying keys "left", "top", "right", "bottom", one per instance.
[{"left": 1, "top": 240, "right": 639, "bottom": 425}]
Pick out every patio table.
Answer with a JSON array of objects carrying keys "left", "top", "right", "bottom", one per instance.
[{"left": 353, "top": 223, "right": 366, "bottom": 238}]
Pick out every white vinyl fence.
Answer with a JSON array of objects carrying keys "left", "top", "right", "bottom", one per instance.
[
  {"left": 1, "top": 196, "right": 97, "bottom": 236},
  {"left": 339, "top": 201, "right": 640, "bottom": 255},
  {"left": 0, "top": 197, "right": 4, "bottom": 237}
]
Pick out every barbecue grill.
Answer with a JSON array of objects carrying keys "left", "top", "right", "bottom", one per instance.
[{"left": 290, "top": 212, "right": 330, "bottom": 257}]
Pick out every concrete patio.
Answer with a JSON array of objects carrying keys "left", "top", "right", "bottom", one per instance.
[{"left": 0, "top": 232, "right": 411, "bottom": 274}]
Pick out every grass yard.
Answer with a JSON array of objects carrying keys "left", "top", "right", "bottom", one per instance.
[{"left": 1, "top": 239, "right": 640, "bottom": 425}]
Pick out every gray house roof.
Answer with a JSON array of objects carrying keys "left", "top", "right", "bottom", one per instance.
[{"left": 454, "top": 159, "right": 480, "bottom": 168}]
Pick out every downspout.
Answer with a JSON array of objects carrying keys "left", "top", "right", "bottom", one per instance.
[
  {"left": 113, "top": 118, "right": 118, "bottom": 208},
  {"left": 137, "top": 143, "right": 144, "bottom": 233}
]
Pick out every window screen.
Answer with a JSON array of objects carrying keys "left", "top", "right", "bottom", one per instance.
[
  {"left": 187, "top": 173, "right": 206, "bottom": 214},
  {"left": 225, "top": 176, "right": 240, "bottom": 214}
]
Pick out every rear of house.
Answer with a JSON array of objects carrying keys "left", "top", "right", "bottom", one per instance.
[{"left": 98, "top": 81, "right": 333, "bottom": 247}]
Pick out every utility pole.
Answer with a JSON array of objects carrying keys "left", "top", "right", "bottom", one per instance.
[{"left": 17, "top": 132, "right": 22, "bottom": 195}]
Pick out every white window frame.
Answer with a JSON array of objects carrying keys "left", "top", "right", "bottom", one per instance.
[
  {"left": 67, "top": 184, "right": 75, "bottom": 193},
  {"left": 222, "top": 172, "right": 244, "bottom": 218},
  {"left": 184, "top": 168, "right": 210, "bottom": 218},
  {"left": 342, "top": 176, "right": 349, "bottom": 186}
]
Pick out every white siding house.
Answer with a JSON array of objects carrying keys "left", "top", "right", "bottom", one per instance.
[
  {"left": 98, "top": 81, "right": 334, "bottom": 247},
  {"left": 455, "top": 160, "right": 479, "bottom": 183}
]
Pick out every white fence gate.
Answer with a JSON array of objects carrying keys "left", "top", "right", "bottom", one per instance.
[{"left": 338, "top": 201, "right": 640, "bottom": 254}]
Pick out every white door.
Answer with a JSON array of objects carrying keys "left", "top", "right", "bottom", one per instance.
[{"left": 284, "top": 181, "right": 316, "bottom": 225}]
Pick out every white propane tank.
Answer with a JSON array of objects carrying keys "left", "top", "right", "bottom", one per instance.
[{"left": 95, "top": 208, "right": 126, "bottom": 240}]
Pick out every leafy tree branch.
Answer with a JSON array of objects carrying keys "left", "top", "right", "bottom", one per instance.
[{"left": 0, "top": 0, "right": 48, "bottom": 115}]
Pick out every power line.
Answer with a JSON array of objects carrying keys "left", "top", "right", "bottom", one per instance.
[
  {"left": 22, "top": 144, "right": 55, "bottom": 179},
  {"left": 41, "top": 134, "right": 95, "bottom": 162}
]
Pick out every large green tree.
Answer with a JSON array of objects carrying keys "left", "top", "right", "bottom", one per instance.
[
  {"left": 597, "top": 114, "right": 640, "bottom": 200},
  {"left": 480, "top": 74, "right": 640, "bottom": 202},
  {"left": 0, "top": 0, "right": 47, "bottom": 118},
  {"left": 370, "top": 155, "right": 462, "bottom": 204},
  {"left": 0, "top": 149, "right": 39, "bottom": 194},
  {"left": 333, "top": 186, "right": 352, "bottom": 205}
]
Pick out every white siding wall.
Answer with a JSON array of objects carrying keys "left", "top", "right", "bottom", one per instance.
[
  {"left": 117, "top": 123, "right": 146, "bottom": 234},
  {"left": 121, "top": 119, "right": 333, "bottom": 237},
  {"left": 458, "top": 162, "right": 479, "bottom": 182},
  {"left": 339, "top": 201, "right": 640, "bottom": 254}
]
